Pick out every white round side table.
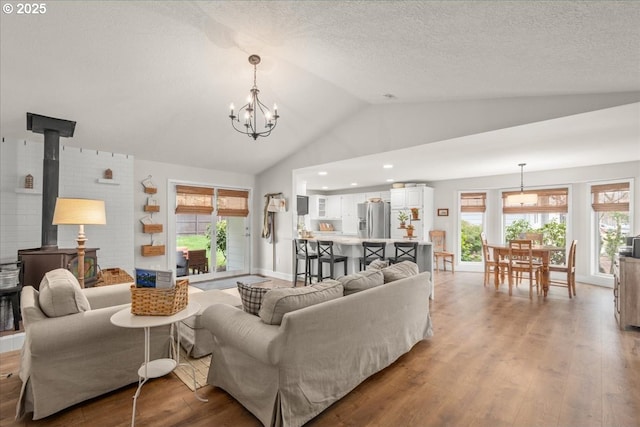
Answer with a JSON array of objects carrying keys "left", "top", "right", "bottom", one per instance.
[{"left": 111, "top": 302, "right": 204, "bottom": 427}]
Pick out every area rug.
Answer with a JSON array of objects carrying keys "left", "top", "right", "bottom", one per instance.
[
  {"left": 173, "top": 348, "right": 210, "bottom": 391},
  {"left": 191, "top": 275, "right": 270, "bottom": 291}
]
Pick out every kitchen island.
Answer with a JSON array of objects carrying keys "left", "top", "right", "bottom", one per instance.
[{"left": 304, "top": 236, "right": 434, "bottom": 298}]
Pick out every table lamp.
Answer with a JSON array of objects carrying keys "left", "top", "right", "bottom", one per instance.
[{"left": 52, "top": 198, "right": 106, "bottom": 287}]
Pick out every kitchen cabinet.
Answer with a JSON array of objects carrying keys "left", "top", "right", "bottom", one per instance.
[
  {"left": 364, "top": 191, "right": 390, "bottom": 202},
  {"left": 341, "top": 194, "right": 357, "bottom": 234},
  {"left": 309, "top": 195, "right": 327, "bottom": 219},
  {"left": 390, "top": 187, "right": 423, "bottom": 209},
  {"left": 326, "top": 195, "right": 342, "bottom": 219},
  {"left": 614, "top": 256, "right": 640, "bottom": 330}
]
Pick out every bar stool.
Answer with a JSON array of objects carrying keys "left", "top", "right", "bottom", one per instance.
[
  {"left": 293, "top": 239, "right": 318, "bottom": 286},
  {"left": 317, "top": 240, "right": 348, "bottom": 281},
  {"left": 359, "top": 241, "right": 386, "bottom": 270},
  {"left": 387, "top": 241, "right": 418, "bottom": 264}
]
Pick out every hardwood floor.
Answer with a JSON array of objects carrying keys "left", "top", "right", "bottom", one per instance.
[{"left": 1, "top": 272, "right": 639, "bottom": 427}]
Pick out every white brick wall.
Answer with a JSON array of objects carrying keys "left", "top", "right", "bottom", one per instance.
[{"left": 0, "top": 139, "right": 135, "bottom": 274}]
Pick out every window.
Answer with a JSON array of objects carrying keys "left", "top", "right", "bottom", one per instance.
[
  {"left": 591, "top": 182, "right": 630, "bottom": 275},
  {"left": 459, "top": 192, "right": 486, "bottom": 262},
  {"left": 502, "top": 188, "right": 568, "bottom": 264}
]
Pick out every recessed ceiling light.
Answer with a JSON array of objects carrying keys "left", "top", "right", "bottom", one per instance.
[
  {"left": 322, "top": 186, "right": 328, "bottom": 190},
  {"left": 386, "top": 178, "right": 395, "bottom": 182},
  {"left": 383, "top": 93, "right": 397, "bottom": 100},
  {"left": 318, "top": 171, "right": 328, "bottom": 176},
  {"left": 383, "top": 164, "right": 393, "bottom": 169},
  {"left": 351, "top": 182, "right": 358, "bottom": 186}
]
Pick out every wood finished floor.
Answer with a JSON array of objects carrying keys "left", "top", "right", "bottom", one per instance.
[{"left": 1, "top": 272, "right": 639, "bottom": 427}]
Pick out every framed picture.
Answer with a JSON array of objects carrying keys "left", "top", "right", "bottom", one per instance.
[{"left": 437, "top": 208, "right": 449, "bottom": 217}]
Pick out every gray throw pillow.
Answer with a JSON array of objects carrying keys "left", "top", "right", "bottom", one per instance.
[
  {"left": 366, "top": 259, "right": 390, "bottom": 270},
  {"left": 38, "top": 268, "right": 91, "bottom": 317},
  {"left": 237, "top": 282, "right": 270, "bottom": 315},
  {"left": 381, "top": 261, "right": 419, "bottom": 283},
  {"left": 259, "top": 281, "right": 343, "bottom": 325},
  {"left": 336, "top": 269, "right": 384, "bottom": 296}
]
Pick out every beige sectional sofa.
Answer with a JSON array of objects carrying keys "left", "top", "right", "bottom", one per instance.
[
  {"left": 17, "top": 269, "right": 172, "bottom": 420},
  {"left": 201, "top": 262, "right": 433, "bottom": 427}
]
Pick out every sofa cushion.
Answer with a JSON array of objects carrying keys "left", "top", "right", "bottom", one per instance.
[
  {"left": 237, "top": 282, "right": 270, "bottom": 315},
  {"left": 366, "top": 259, "right": 389, "bottom": 270},
  {"left": 336, "top": 269, "right": 384, "bottom": 296},
  {"left": 259, "top": 281, "right": 343, "bottom": 325},
  {"left": 381, "top": 261, "right": 419, "bottom": 283},
  {"left": 38, "top": 268, "right": 91, "bottom": 317}
]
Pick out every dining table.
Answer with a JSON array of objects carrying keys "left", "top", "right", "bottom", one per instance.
[{"left": 487, "top": 244, "right": 565, "bottom": 297}]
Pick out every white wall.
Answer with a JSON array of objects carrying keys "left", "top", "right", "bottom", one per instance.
[{"left": 133, "top": 159, "right": 255, "bottom": 273}]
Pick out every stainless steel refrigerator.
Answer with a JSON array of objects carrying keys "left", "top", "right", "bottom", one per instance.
[{"left": 357, "top": 201, "right": 390, "bottom": 238}]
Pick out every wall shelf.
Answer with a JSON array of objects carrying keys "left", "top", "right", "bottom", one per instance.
[
  {"left": 141, "top": 245, "right": 165, "bottom": 257},
  {"left": 97, "top": 178, "right": 120, "bottom": 185},
  {"left": 144, "top": 205, "right": 160, "bottom": 213},
  {"left": 143, "top": 224, "right": 163, "bottom": 234},
  {"left": 15, "top": 188, "right": 42, "bottom": 195}
]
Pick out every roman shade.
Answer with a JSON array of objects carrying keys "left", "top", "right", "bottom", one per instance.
[
  {"left": 591, "top": 182, "right": 630, "bottom": 212},
  {"left": 175, "top": 185, "right": 214, "bottom": 214},
  {"left": 217, "top": 189, "right": 249, "bottom": 217},
  {"left": 502, "top": 188, "right": 568, "bottom": 214},
  {"left": 460, "top": 192, "right": 486, "bottom": 213}
]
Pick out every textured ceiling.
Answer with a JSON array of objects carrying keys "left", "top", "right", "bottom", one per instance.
[{"left": 1, "top": 1, "right": 639, "bottom": 185}]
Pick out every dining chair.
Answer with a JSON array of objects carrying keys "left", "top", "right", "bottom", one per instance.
[
  {"left": 480, "top": 232, "right": 508, "bottom": 287},
  {"left": 521, "top": 232, "right": 544, "bottom": 245},
  {"left": 359, "top": 241, "right": 386, "bottom": 270},
  {"left": 548, "top": 240, "right": 577, "bottom": 298},
  {"left": 387, "top": 241, "right": 418, "bottom": 264},
  {"left": 429, "top": 230, "right": 454, "bottom": 273},
  {"left": 293, "top": 239, "right": 318, "bottom": 286},
  {"left": 317, "top": 240, "right": 348, "bottom": 281},
  {"left": 508, "top": 239, "right": 543, "bottom": 298}
]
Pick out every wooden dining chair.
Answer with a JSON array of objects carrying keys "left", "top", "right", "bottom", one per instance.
[
  {"left": 481, "top": 232, "right": 508, "bottom": 287},
  {"left": 549, "top": 240, "right": 577, "bottom": 298},
  {"left": 521, "top": 232, "right": 544, "bottom": 245},
  {"left": 429, "top": 230, "right": 454, "bottom": 273},
  {"left": 508, "top": 239, "right": 543, "bottom": 298}
]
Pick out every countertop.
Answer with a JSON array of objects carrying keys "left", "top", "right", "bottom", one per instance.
[{"left": 304, "top": 236, "right": 431, "bottom": 245}]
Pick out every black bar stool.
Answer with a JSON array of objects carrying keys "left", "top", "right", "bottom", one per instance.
[
  {"left": 317, "top": 240, "right": 348, "bottom": 281},
  {"left": 359, "top": 241, "right": 386, "bottom": 270},
  {"left": 387, "top": 241, "right": 418, "bottom": 264},
  {"left": 293, "top": 239, "right": 318, "bottom": 286}
]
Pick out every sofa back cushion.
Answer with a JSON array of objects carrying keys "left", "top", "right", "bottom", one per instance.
[
  {"left": 38, "top": 268, "right": 91, "bottom": 317},
  {"left": 237, "top": 282, "right": 271, "bottom": 315},
  {"left": 259, "top": 281, "right": 343, "bottom": 325},
  {"left": 381, "top": 261, "right": 419, "bottom": 283},
  {"left": 336, "top": 269, "right": 384, "bottom": 296}
]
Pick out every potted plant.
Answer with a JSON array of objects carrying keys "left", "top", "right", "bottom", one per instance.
[
  {"left": 406, "top": 224, "right": 415, "bottom": 238},
  {"left": 411, "top": 207, "right": 420, "bottom": 220},
  {"left": 397, "top": 211, "right": 409, "bottom": 228}
]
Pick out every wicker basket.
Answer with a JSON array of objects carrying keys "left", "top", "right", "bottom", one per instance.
[
  {"left": 130, "top": 279, "right": 189, "bottom": 316},
  {"left": 96, "top": 268, "right": 134, "bottom": 286}
]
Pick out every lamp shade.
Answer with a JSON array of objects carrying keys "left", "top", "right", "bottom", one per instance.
[
  {"left": 506, "top": 193, "right": 538, "bottom": 206},
  {"left": 52, "top": 198, "right": 106, "bottom": 225}
]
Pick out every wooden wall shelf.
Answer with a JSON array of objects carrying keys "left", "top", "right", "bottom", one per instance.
[
  {"left": 141, "top": 245, "right": 165, "bottom": 257},
  {"left": 144, "top": 187, "right": 157, "bottom": 194},
  {"left": 143, "top": 224, "right": 163, "bottom": 234},
  {"left": 144, "top": 205, "right": 160, "bottom": 212}
]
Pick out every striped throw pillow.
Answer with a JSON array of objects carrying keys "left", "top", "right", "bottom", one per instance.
[{"left": 237, "top": 282, "right": 270, "bottom": 315}]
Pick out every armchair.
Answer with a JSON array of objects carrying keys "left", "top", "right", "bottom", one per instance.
[{"left": 17, "top": 273, "right": 171, "bottom": 420}]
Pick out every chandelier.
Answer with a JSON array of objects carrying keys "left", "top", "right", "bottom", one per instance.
[
  {"left": 507, "top": 163, "right": 538, "bottom": 205},
  {"left": 229, "top": 55, "right": 279, "bottom": 140}
]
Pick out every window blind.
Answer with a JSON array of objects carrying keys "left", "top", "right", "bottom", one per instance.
[
  {"left": 591, "top": 182, "right": 630, "bottom": 212},
  {"left": 502, "top": 188, "right": 568, "bottom": 214},
  {"left": 175, "top": 185, "right": 214, "bottom": 214},
  {"left": 217, "top": 189, "right": 249, "bottom": 217},
  {"left": 460, "top": 192, "right": 486, "bottom": 213}
]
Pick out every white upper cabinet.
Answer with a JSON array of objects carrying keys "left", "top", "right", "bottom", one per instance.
[
  {"left": 390, "top": 187, "right": 424, "bottom": 209},
  {"left": 326, "top": 195, "right": 342, "bottom": 219}
]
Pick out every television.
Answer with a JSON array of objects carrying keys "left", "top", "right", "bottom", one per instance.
[{"left": 296, "top": 195, "right": 309, "bottom": 216}]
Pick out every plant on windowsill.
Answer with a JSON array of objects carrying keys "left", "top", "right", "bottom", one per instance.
[{"left": 397, "top": 210, "right": 409, "bottom": 228}]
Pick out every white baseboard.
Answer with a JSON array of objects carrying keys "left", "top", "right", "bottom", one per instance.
[{"left": 0, "top": 332, "right": 24, "bottom": 353}]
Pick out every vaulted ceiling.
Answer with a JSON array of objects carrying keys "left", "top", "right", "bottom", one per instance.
[{"left": 1, "top": 1, "right": 639, "bottom": 189}]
